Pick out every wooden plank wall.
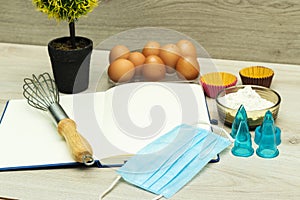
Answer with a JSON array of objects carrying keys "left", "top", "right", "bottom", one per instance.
[{"left": 1, "top": 0, "right": 300, "bottom": 64}]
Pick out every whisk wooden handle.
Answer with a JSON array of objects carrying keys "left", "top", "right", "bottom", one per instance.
[{"left": 57, "top": 118, "right": 94, "bottom": 165}]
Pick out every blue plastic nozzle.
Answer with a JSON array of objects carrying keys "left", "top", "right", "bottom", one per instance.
[
  {"left": 231, "top": 105, "right": 248, "bottom": 139},
  {"left": 255, "top": 111, "right": 280, "bottom": 158},
  {"left": 231, "top": 120, "right": 254, "bottom": 157},
  {"left": 254, "top": 110, "right": 281, "bottom": 146},
  {"left": 256, "top": 119, "right": 279, "bottom": 158}
]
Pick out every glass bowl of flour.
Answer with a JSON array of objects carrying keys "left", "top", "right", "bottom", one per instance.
[{"left": 216, "top": 85, "right": 281, "bottom": 129}]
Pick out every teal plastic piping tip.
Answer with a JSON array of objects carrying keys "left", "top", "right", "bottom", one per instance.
[
  {"left": 254, "top": 110, "right": 281, "bottom": 146},
  {"left": 256, "top": 118, "right": 279, "bottom": 158},
  {"left": 231, "top": 120, "right": 254, "bottom": 157},
  {"left": 231, "top": 105, "right": 248, "bottom": 139}
]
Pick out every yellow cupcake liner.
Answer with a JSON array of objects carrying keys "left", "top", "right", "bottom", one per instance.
[
  {"left": 200, "top": 72, "right": 237, "bottom": 98},
  {"left": 239, "top": 66, "right": 274, "bottom": 88}
]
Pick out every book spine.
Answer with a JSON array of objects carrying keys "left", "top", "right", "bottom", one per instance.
[{"left": 0, "top": 100, "right": 9, "bottom": 124}]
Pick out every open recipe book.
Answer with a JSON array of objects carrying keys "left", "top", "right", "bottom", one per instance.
[{"left": 0, "top": 82, "right": 211, "bottom": 171}]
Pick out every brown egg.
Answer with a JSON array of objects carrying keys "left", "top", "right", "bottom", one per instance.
[
  {"left": 143, "top": 55, "right": 166, "bottom": 81},
  {"left": 142, "top": 41, "right": 160, "bottom": 57},
  {"left": 176, "top": 40, "right": 197, "bottom": 58},
  {"left": 108, "top": 58, "right": 135, "bottom": 83},
  {"left": 159, "top": 44, "right": 181, "bottom": 73},
  {"left": 176, "top": 56, "right": 200, "bottom": 80},
  {"left": 128, "top": 51, "right": 146, "bottom": 75},
  {"left": 109, "top": 45, "right": 130, "bottom": 63}
]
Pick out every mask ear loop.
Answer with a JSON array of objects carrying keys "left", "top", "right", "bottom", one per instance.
[
  {"left": 100, "top": 176, "right": 165, "bottom": 200},
  {"left": 192, "top": 121, "right": 234, "bottom": 143},
  {"left": 210, "top": 124, "right": 235, "bottom": 143},
  {"left": 99, "top": 175, "right": 122, "bottom": 199},
  {"left": 151, "top": 194, "right": 164, "bottom": 200},
  {"left": 191, "top": 121, "right": 234, "bottom": 163}
]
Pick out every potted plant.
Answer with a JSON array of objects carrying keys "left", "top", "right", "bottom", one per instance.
[{"left": 32, "top": 0, "right": 99, "bottom": 94}]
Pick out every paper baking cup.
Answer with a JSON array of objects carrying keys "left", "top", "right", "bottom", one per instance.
[
  {"left": 200, "top": 72, "right": 237, "bottom": 98},
  {"left": 239, "top": 66, "right": 274, "bottom": 88}
]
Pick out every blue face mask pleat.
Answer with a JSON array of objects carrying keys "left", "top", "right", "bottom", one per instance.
[
  {"left": 144, "top": 133, "right": 216, "bottom": 193},
  {"left": 117, "top": 124, "right": 205, "bottom": 185},
  {"left": 159, "top": 135, "right": 231, "bottom": 198},
  {"left": 114, "top": 124, "right": 231, "bottom": 199},
  {"left": 141, "top": 132, "right": 208, "bottom": 189}
]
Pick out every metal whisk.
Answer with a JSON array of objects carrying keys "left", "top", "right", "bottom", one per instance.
[{"left": 23, "top": 72, "right": 94, "bottom": 166}]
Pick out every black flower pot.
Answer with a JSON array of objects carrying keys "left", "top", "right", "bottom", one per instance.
[{"left": 48, "top": 36, "right": 93, "bottom": 94}]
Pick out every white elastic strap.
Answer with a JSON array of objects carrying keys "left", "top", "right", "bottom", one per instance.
[
  {"left": 192, "top": 121, "right": 235, "bottom": 143},
  {"left": 151, "top": 194, "right": 164, "bottom": 200},
  {"left": 99, "top": 175, "right": 122, "bottom": 200},
  {"left": 213, "top": 125, "right": 235, "bottom": 143}
]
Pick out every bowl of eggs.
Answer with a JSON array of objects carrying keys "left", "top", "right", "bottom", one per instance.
[
  {"left": 107, "top": 39, "right": 201, "bottom": 84},
  {"left": 216, "top": 85, "right": 281, "bottom": 130}
]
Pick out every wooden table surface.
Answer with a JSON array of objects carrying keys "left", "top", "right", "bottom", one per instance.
[{"left": 0, "top": 42, "right": 299, "bottom": 200}]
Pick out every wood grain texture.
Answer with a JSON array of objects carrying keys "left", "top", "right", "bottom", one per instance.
[
  {"left": 0, "top": 43, "right": 300, "bottom": 200},
  {"left": 57, "top": 118, "right": 94, "bottom": 164},
  {"left": 1, "top": 0, "right": 300, "bottom": 64}
]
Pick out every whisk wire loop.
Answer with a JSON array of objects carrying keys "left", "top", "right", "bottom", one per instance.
[
  {"left": 23, "top": 73, "right": 60, "bottom": 111},
  {"left": 23, "top": 79, "right": 49, "bottom": 110},
  {"left": 44, "top": 72, "right": 60, "bottom": 103},
  {"left": 33, "top": 74, "right": 55, "bottom": 106}
]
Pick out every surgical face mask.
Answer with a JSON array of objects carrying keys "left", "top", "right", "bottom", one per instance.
[{"left": 100, "top": 124, "right": 232, "bottom": 199}]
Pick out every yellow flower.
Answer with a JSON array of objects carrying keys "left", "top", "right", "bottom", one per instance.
[{"left": 32, "top": 0, "right": 99, "bottom": 23}]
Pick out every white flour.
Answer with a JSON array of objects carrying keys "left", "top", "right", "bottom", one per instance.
[{"left": 218, "top": 86, "right": 274, "bottom": 111}]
